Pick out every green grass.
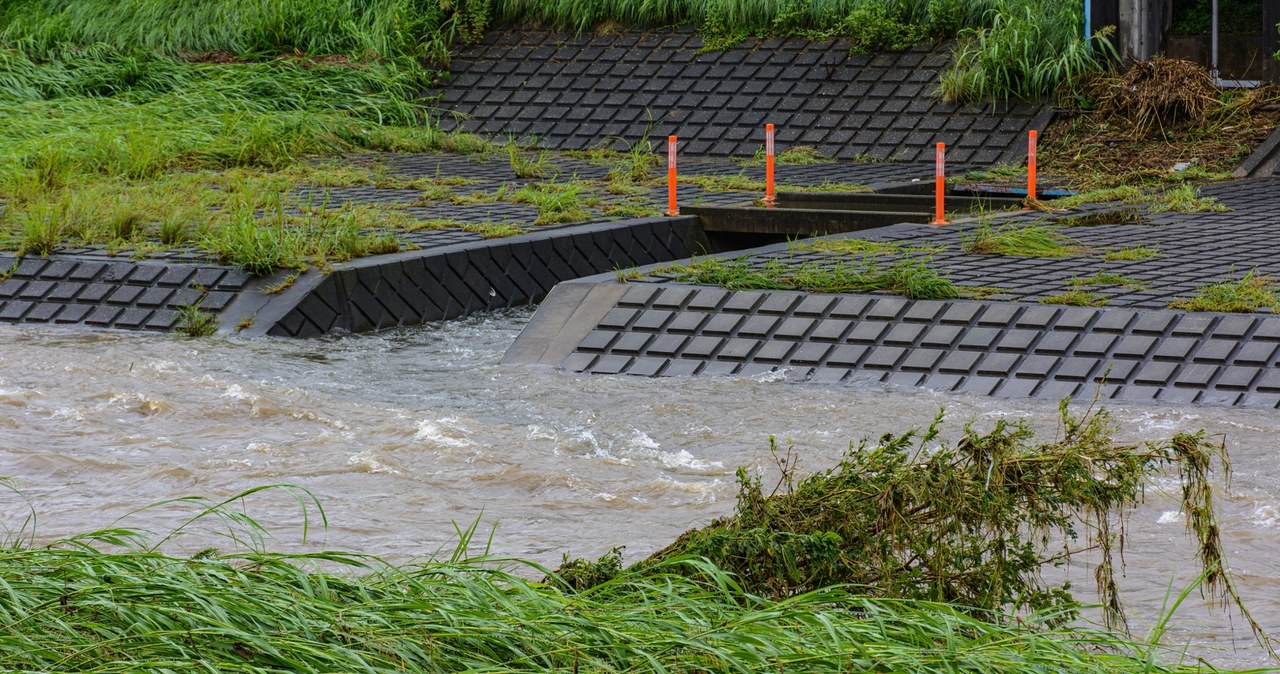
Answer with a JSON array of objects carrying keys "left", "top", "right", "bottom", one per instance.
[
  {"left": 1068, "top": 272, "right": 1148, "bottom": 290},
  {"left": 1103, "top": 245, "right": 1162, "bottom": 262},
  {"left": 174, "top": 303, "right": 218, "bottom": 336},
  {"left": 511, "top": 181, "right": 596, "bottom": 225},
  {"left": 0, "top": 170, "right": 417, "bottom": 274},
  {"left": 799, "top": 238, "right": 946, "bottom": 256},
  {"left": 0, "top": 0, "right": 496, "bottom": 272},
  {"left": 462, "top": 222, "right": 527, "bottom": 238},
  {"left": 1041, "top": 289, "right": 1108, "bottom": 306},
  {"left": 1049, "top": 185, "right": 1147, "bottom": 210},
  {"left": 0, "top": 533, "right": 1238, "bottom": 674},
  {"left": 656, "top": 254, "right": 958, "bottom": 299},
  {"left": 963, "top": 223, "right": 1086, "bottom": 257},
  {"left": 505, "top": 139, "right": 557, "bottom": 179},
  {"left": 1168, "top": 270, "right": 1279, "bottom": 313},
  {"left": 1148, "top": 184, "right": 1231, "bottom": 213}
]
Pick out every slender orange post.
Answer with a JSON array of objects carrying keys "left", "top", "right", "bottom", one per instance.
[
  {"left": 1025, "top": 130, "right": 1038, "bottom": 208},
  {"left": 764, "top": 123, "right": 776, "bottom": 208},
  {"left": 667, "top": 135, "right": 679, "bottom": 216},
  {"left": 931, "top": 142, "right": 948, "bottom": 225}
]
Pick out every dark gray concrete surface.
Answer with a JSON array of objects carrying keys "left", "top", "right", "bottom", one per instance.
[
  {"left": 505, "top": 178, "right": 1280, "bottom": 409},
  {"left": 433, "top": 29, "right": 1052, "bottom": 164}
]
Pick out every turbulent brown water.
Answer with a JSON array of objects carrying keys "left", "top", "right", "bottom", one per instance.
[{"left": 2, "top": 311, "right": 1279, "bottom": 667}]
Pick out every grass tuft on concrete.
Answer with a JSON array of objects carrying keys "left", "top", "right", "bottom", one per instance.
[{"left": 1168, "top": 270, "right": 1278, "bottom": 313}]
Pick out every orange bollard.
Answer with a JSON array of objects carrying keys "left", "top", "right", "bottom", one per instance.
[
  {"left": 1025, "top": 130, "right": 1038, "bottom": 208},
  {"left": 930, "top": 142, "right": 948, "bottom": 225},
  {"left": 667, "top": 135, "right": 679, "bottom": 216},
  {"left": 764, "top": 123, "right": 776, "bottom": 208}
]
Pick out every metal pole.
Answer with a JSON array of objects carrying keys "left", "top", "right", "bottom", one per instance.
[{"left": 1212, "top": 0, "right": 1220, "bottom": 81}]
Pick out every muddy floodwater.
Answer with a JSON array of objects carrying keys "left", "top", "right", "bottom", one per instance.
[{"left": 2, "top": 310, "right": 1279, "bottom": 667}]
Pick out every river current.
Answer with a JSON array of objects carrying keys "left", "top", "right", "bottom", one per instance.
[{"left": 2, "top": 310, "right": 1278, "bottom": 666}]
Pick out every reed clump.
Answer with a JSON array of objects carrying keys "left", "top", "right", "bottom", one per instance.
[{"left": 563, "top": 405, "right": 1271, "bottom": 656}]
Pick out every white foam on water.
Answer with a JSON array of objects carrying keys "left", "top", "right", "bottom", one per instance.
[
  {"left": 1251, "top": 504, "right": 1279, "bottom": 528},
  {"left": 49, "top": 408, "right": 85, "bottom": 422},
  {"left": 414, "top": 417, "right": 475, "bottom": 449},
  {"left": 750, "top": 368, "right": 790, "bottom": 383},
  {"left": 141, "top": 360, "right": 182, "bottom": 374},
  {"left": 1158, "top": 510, "right": 1185, "bottom": 525},
  {"left": 347, "top": 451, "right": 399, "bottom": 474},
  {"left": 220, "top": 384, "right": 254, "bottom": 402}
]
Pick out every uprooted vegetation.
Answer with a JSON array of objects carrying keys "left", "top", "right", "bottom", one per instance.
[
  {"left": 558, "top": 406, "right": 1274, "bottom": 654},
  {"left": 1042, "top": 57, "right": 1280, "bottom": 189}
]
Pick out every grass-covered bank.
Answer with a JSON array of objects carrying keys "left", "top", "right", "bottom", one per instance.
[
  {"left": 0, "top": 544, "right": 1238, "bottom": 673},
  {"left": 2, "top": 408, "right": 1275, "bottom": 672},
  {"left": 0, "top": 0, "right": 496, "bottom": 271}
]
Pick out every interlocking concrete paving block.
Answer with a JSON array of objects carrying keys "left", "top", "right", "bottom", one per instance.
[
  {"left": 959, "top": 327, "right": 1001, "bottom": 350},
  {"left": 631, "top": 310, "right": 673, "bottom": 332},
  {"left": 701, "top": 313, "right": 743, "bottom": 335},
  {"left": 722, "top": 291, "right": 764, "bottom": 313},
  {"left": 685, "top": 288, "right": 728, "bottom": 311},
  {"left": 863, "top": 346, "right": 905, "bottom": 369},
  {"left": 755, "top": 341, "right": 797, "bottom": 363},
  {"left": 826, "top": 343, "right": 868, "bottom": 367},
  {"left": 612, "top": 332, "right": 653, "bottom": 355},
  {"left": 918, "top": 323, "right": 965, "bottom": 347},
  {"left": 865, "top": 297, "right": 908, "bottom": 320},
  {"left": 54, "top": 305, "right": 91, "bottom": 323},
  {"left": 641, "top": 305, "right": 697, "bottom": 333},
  {"left": 790, "top": 342, "right": 832, "bottom": 365},
  {"left": 738, "top": 315, "right": 779, "bottom": 338},
  {"left": 829, "top": 296, "right": 872, "bottom": 318},
  {"left": 598, "top": 307, "right": 638, "bottom": 329},
  {"left": 1234, "top": 341, "right": 1278, "bottom": 366},
  {"left": 774, "top": 317, "right": 816, "bottom": 340},
  {"left": 976, "top": 352, "right": 1020, "bottom": 376},
  {"left": 1093, "top": 312, "right": 1133, "bottom": 333},
  {"left": 1217, "top": 366, "right": 1259, "bottom": 389},
  {"left": 1153, "top": 337, "right": 1198, "bottom": 361},
  {"left": 681, "top": 336, "right": 723, "bottom": 359},
  {"left": 1112, "top": 334, "right": 1157, "bottom": 359},
  {"left": 579, "top": 330, "right": 619, "bottom": 352},
  {"left": 1133, "top": 361, "right": 1178, "bottom": 386},
  {"left": 1213, "top": 316, "right": 1256, "bottom": 338},
  {"left": 717, "top": 338, "right": 758, "bottom": 361},
  {"left": 620, "top": 285, "right": 659, "bottom": 307},
  {"left": 962, "top": 376, "right": 1003, "bottom": 396},
  {"left": 810, "top": 319, "right": 851, "bottom": 341},
  {"left": 591, "top": 355, "right": 637, "bottom": 376},
  {"left": 1192, "top": 339, "right": 1236, "bottom": 363},
  {"left": 1254, "top": 369, "right": 1280, "bottom": 392},
  {"left": 1174, "top": 363, "right": 1218, "bottom": 388},
  {"left": 0, "top": 301, "right": 31, "bottom": 320}
]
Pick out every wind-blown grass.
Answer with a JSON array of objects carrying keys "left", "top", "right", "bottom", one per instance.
[
  {"left": 0, "top": 483, "right": 1265, "bottom": 673},
  {"left": 0, "top": 543, "right": 1235, "bottom": 674}
]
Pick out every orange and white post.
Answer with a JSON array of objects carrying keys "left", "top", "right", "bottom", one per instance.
[
  {"left": 1025, "top": 130, "right": 1038, "bottom": 207},
  {"left": 930, "top": 142, "right": 948, "bottom": 225},
  {"left": 764, "top": 123, "right": 777, "bottom": 208},
  {"left": 666, "top": 135, "right": 679, "bottom": 216}
]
